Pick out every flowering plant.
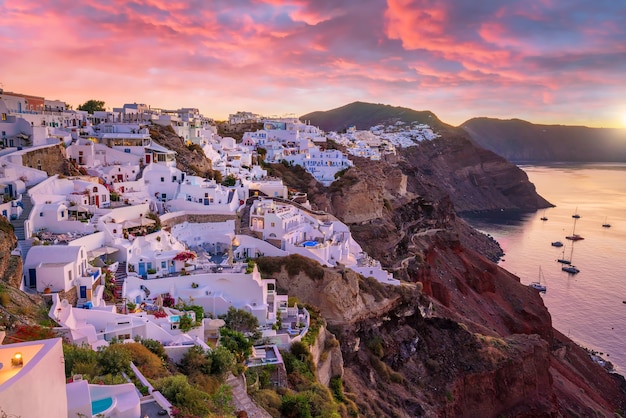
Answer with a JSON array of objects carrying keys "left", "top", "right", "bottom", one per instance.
[{"left": 173, "top": 251, "right": 197, "bottom": 262}]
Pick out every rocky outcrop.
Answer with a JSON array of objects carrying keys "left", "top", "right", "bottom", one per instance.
[
  {"left": 21, "top": 143, "right": 81, "bottom": 177},
  {"left": 148, "top": 124, "right": 214, "bottom": 177},
  {"left": 309, "top": 327, "right": 344, "bottom": 386}
]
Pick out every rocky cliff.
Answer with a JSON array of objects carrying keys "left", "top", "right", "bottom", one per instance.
[
  {"left": 263, "top": 121, "right": 625, "bottom": 415},
  {"left": 258, "top": 221, "right": 625, "bottom": 417},
  {"left": 148, "top": 124, "right": 214, "bottom": 177}
]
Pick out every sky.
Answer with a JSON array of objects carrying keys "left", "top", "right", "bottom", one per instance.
[{"left": 1, "top": 0, "right": 626, "bottom": 128}]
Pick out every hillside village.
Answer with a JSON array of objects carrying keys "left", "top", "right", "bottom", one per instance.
[{"left": 0, "top": 89, "right": 439, "bottom": 417}]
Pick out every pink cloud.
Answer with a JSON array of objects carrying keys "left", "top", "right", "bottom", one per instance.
[{"left": 0, "top": 0, "right": 624, "bottom": 127}]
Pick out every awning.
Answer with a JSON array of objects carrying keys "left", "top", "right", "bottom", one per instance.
[
  {"left": 122, "top": 217, "right": 156, "bottom": 229},
  {"left": 68, "top": 205, "right": 90, "bottom": 213},
  {"left": 87, "top": 246, "right": 120, "bottom": 258}
]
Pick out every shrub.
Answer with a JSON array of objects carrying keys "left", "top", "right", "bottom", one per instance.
[
  {"left": 219, "top": 327, "right": 252, "bottom": 362},
  {"left": 209, "top": 346, "right": 236, "bottom": 377},
  {"left": 154, "top": 375, "right": 211, "bottom": 417},
  {"left": 97, "top": 344, "right": 132, "bottom": 375},
  {"left": 367, "top": 336, "right": 384, "bottom": 358},
  {"left": 4, "top": 325, "right": 57, "bottom": 343},
  {"left": 140, "top": 338, "right": 168, "bottom": 361},
  {"left": 0, "top": 292, "right": 9, "bottom": 307},
  {"left": 280, "top": 392, "right": 312, "bottom": 418},
  {"left": 179, "top": 345, "right": 211, "bottom": 377},
  {"left": 63, "top": 343, "right": 98, "bottom": 378},
  {"left": 122, "top": 343, "right": 169, "bottom": 379},
  {"left": 253, "top": 389, "right": 282, "bottom": 416}
]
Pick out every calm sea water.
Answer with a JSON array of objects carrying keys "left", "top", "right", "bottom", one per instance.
[{"left": 466, "top": 163, "right": 626, "bottom": 374}]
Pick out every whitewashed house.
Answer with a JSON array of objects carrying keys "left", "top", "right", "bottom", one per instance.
[
  {"left": 23, "top": 245, "right": 97, "bottom": 293},
  {"left": 142, "top": 163, "right": 185, "bottom": 203},
  {"left": 249, "top": 198, "right": 398, "bottom": 283}
]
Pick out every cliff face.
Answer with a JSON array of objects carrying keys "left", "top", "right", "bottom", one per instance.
[
  {"left": 261, "top": 231, "right": 625, "bottom": 416},
  {"left": 266, "top": 129, "right": 625, "bottom": 416},
  {"left": 462, "top": 117, "right": 626, "bottom": 162}
]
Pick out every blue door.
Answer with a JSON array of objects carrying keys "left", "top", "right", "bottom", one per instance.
[
  {"left": 138, "top": 262, "right": 146, "bottom": 278},
  {"left": 80, "top": 286, "right": 87, "bottom": 298}
]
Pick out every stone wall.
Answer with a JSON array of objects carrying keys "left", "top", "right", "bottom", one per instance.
[{"left": 161, "top": 213, "right": 237, "bottom": 230}]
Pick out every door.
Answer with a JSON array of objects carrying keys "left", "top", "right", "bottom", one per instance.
[
  {"left": 28, "top": 269, "right": 37, "bottom": 288},
  {"left": 138, "top": 262, "right": 146, "bottom": 277},
  {"left": 80, "top": 286, "right": 87, "bottom": 299}
]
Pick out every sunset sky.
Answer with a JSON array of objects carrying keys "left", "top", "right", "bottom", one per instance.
[{"left": 2, "top": 0, "right": 626, "bottom": 127}]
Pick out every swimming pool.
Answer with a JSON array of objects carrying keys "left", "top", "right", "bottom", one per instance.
[
  {"left": 302, "top": 240, "right": 317, "bottom": 247},
  {"left": 92, "top": 397, "right": 113, "bottom": 414},
  {"left": 170, "top": 315, "right": 180, "bottom": 322}
]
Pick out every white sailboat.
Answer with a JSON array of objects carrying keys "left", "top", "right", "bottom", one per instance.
[{"left": 529, "top": 266, "right": 547, "bottom": 292}]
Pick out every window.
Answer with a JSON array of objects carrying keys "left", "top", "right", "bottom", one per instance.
[
  {"left": 1, "top": 114, "right": 6, "bottom": 121},
  {"left": 271, "top": 222, "right": 275, "bottom": 227},
  {"left": 161, "top": 261, "right": 166, "bottom": 268},
  {"left": 61, "top": 211, "right": 64, "bottom": 218},
  {"left": 172, "top": 176, "right": 177, "bottom": 182},
  {"left": 160, "top": 177, "right": 164, "bottom": 182},
  {"left": 40, "top": 212, "right": 43, "bottom": 217}
]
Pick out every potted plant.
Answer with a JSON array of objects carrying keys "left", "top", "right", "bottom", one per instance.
[{"left": 43, "top": 283, "right": 53, "bottom": 294}]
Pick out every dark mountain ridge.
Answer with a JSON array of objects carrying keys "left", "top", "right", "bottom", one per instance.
[
  {"left": 301, "top": 101, "right": 452, "bottom": 133},
  {"left": 462, "top": 117, "right": 626, "bottom": 162}
]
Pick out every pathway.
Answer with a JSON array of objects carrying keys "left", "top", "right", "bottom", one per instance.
[{"left": 225, "top": 373, "right": 272, "bottom": 418}]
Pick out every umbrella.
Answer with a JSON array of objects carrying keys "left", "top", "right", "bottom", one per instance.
[{"left": 155, "top": 294, "right": 163, "bottom": 308}]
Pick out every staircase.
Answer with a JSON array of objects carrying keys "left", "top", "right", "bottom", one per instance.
[
  {"left": 114, "top": 261, "right": 127, "bottom": 300},
  {"left": 11, "top": 192, "right": 35, "bottom": 262},
  {"left": 10, "top": 192, "right": 33, "bottom": 241}
]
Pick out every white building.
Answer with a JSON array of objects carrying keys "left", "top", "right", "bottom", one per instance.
[
  {"left": 249, "top": 198, "right": 398, "bottom": 283},
  {"left": 0, "top": 337, "right": 68, "bottom": 418},
  {"left": 23, "top": 245, "right": 98, "bottom": 293}
]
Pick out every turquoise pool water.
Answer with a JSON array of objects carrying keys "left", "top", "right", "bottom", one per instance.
[
  {"left": 170, "top": 315, "right": 180, "bottom": 322},
  {"left": 302, "top": 240, "right": 317, "bottom": 247},
  {"left": 92, "top": 397, "right": 113, "bottom": 414}
]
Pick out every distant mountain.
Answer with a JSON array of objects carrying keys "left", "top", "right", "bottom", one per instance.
[
  {"left": 300, "top": 101, "right": 452, "bottom": 133},
  {"left": 462, "top": 118, "right": 626, "bottom": 162}
]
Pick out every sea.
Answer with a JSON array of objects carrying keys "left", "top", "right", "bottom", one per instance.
[{"left": 464, "top": 163, "right": 626, "bottom": 375}]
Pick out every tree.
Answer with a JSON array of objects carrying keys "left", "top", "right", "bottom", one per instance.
[
  {"left": 77, "top": 99, "right": 105, "bottom": 114},
  {"left": 220, "top": 306, "right": 259, "bottom": 335}
]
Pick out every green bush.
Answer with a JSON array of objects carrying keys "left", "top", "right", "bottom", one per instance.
[
  {"left": 179, "top": 345, "right": 211, "bottom": 377},
  {"left": 97, "top": 344, "right": 132, "bottom": 375},
  {"left": 281, "top": 392, "right": 312, "bottom": 418},
  {"left": 208, "top": 346, "right": 236, "bottom": 377},
  {"left": 63, "top": 343, "right": 98, "bottom": 378},
  {"left": 253, "top": 389, "right": 282, "bottom": 416},
  {"left": 367, "top": 336, "right": 384, "bottom": 358},
  {"left": 154, "top": 375, "right": 212, "bottom": 417},
  {"left": 140, "top": 338, "right": 168, "bottom": 361}
]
